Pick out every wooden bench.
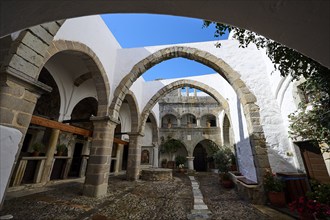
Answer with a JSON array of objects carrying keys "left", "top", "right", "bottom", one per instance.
[{"left": 237, "top": 177, "right": 258, "bottom": 186}]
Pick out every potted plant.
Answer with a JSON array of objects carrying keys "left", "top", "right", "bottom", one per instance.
[
  {"left": 263, "top": 169, "right": 286, "bottom": 207},
  {"left": 31, "top": 142, "right": 44, "bottom": 156},
  {"left": 213, "top": 147, "right": 234, "bottom": 188},
  {"left": 175, "top": 155, "right": 187, "bottom": 173},
  {"left": 289, "top": 196, "right": 330, "bottom": 220},
  {"left": 160, "top": 136, "right": 181, "bottom": 169},
  {"left": 289, "top": 181, "right": 330, "bottom": 220},
  {"left": 161, "top": 158, "right": 168, "bottom": 168},
  {"left": 56, "top": 144, "right": 67, "bottom": 156},
  {"left": 230, "top": 153, "right": 237, "bottom": 171}
]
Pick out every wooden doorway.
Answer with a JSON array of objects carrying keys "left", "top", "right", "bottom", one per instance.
[{"left": 297, "top": 141, "right": 330, "bottom": 184}]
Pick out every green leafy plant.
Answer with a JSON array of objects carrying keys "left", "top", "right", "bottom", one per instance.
[
  {"left": 31, "top": 142, "right": 44, "bottom": 152},
  {"left": 56, "top": 144, "right": 67, "bottom": 153},
  {"left": 307, "top": 180, "right": 330, "bottom": 205},
  {"left": 175, "top": 155, "right": 187, "bottom": 167},
  {"left": 203, "top": 21, "right": 330, "bottom": 152},
  {"left": 263, "top": 169, "right": 284, "bottom": 192},
  {"left": 213, "top": 147, "right": 233, "bottom": 173},
  {"left": 160, "top": 136, "right": 182, "bottom": 161}
]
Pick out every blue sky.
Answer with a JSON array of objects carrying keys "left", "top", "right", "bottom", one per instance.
[{"left": 101, "top": 14, "right": 229, "bottom": 81}]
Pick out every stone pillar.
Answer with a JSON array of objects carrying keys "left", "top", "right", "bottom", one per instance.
[
  {"left": 196, "top": 117, "right": 201, "bottom": 127},
  {"left": 40, "top": 129, "right": 60, "bottom": 183},
  {"left": 186, "top": 87, "right": 189, "bottom": 96},
  {"left": 83, "top": 116, "right": 117, "bottom": 197},
  {"left": 177, "top": 117, "right": 181, "bottom": 127},
  {"left": 194, "top": 88, "right": 197, "bottom": 97},
  {"left": 178, "top": 88, "right": 181, "bottom": 97},
  {"left": 153, "top": 142, "right": 159, "bottom": 168},
  {"left": 187, "top": 156, "right": 195, "bottom": 171},
  {"left": 126, "top": 132, "right": 143, "bottom": 180},
  {"left": 114, "top": 143, "right": 124, "bottom": 175},
  {"left": 0, "top": 74, "right": 50, "bottom": 204}
]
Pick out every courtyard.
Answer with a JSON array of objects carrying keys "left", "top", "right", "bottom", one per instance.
[{"left": 0, "top": 172, "right": 292, "bottom": 220}]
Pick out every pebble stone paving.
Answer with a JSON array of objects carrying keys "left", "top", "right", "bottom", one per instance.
[{"left": 0, "top": 172, "right": 277, "bottom": 220}]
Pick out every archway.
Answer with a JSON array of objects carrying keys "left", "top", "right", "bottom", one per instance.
[
  {"left": 68, "top": 97, "right": 98, "bottom": 178},
  {"left": 111, "top": 47, "right": 267, "bottom": 184},
  {"left": 139, "top": 79, "right": 230, "bottom": 134},
  {"left": 193, "top": 144, "right": 207, "bottom": 171},
  {"left": 161, "top": 114, "right": 177, "bottom": 128},
  {"left": 193, "top": 139, "right": 220, "bottom": 172}
]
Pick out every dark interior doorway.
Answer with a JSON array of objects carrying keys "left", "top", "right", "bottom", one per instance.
[
  {"left": 122, "top": 144, "right": 129, "bottom": 170},
  {"left": 68, "top": 142, "right": 83, "bottom": 177},
  {"left": 193, "top": 144, "right": 207, "bottom": 171}
]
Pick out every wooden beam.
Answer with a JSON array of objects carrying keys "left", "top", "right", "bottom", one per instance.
[
  {"left": 30, "top": 115, "right": 92, "bottom": 137},
  {"left": 113, "top": 137, "right": 129, "bottom": 145}
]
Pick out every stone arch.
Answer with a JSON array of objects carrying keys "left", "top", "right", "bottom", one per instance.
[
  {"left": 161, "top": 113, "right": 178, "bottom": 128},
  {"left": 139, "top": 79, "right": 230, "bottom": 133},
  {"left": 181, "top": 113, "right": 197, "bottom": 127},
  {"left": 111, "top": 46, "right": 268, "bottom": 182},
  {"left": 44, "top": 40, "right": 110, "bottom": 116},
  {"left": 123, "top": 91, "right": 140, "bottom": 133},
  {"left": 70, "top": 97, "right": 98, "bottom": 130},
  {"left": 193, "top": 139, "right": 219, "bottom": 171},
  {"left": 200, "top": 113, "right": 217, "bottom": 127},
  {"left": 1, "top": 21, "right": 64, "bottom": 81}
]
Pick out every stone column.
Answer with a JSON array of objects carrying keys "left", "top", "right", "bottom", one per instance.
[
  {"left": 114, "top": 143, "right": 124, "bottom": 175},
  {"left": 0, "top": 74, "right": 50, "bottom": 205},
  {"left": 194, "top": 88, "right": 197, "bottom": 97},
  {"left": 186, "top": 87, "right": 189, "bottom": 96},
  {"left": 40, "top": 129, "right": 60, "bottom": 183},
  {"left": 187, "top": 156, "right": 195, "bottom": 171},
  {"left": 196, "top": 117, "right": 201, "bottom": 127},
  {"left": 177, "top": 117, "right": 181, "bottom": 127},
  {"left": 152, "top": 142, "right": 159, "bottom": 168},
  {"left": 126, "top": 132, "right": 143, "bottom": 180},
  {"left": 83, "top": 116, "right": 117, "bottom": 197},
  {"left": 178, "top": 88, "right": 181, "bottom": 97}
]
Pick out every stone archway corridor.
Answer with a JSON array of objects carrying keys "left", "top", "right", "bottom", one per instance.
[{"left": 0, "top": 173, "right": 292, "bottom": 220}]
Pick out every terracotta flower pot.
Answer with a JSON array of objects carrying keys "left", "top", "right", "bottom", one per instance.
[{"left": 268, "top": 191, "right": 286, "bottom": 207}]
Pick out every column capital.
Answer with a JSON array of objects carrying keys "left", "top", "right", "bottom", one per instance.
[
  {"left": 2, "top": 69, "right": 51, "bottom": 96},
  {"left": 128, "top": 131, "right": 144, "bottom": 137},
  {"left": 90, "top": 115, "right": 119, "bottom": 125}
]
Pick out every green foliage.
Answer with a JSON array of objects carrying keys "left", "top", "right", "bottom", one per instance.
[
  {"left": 213, "top": 147, "right": 233, "bottom": 173},
  {"left": 263, "top": 169, "right": 284, "bottom": 192},
  {"left": 307, "top": 180, "right": 330, "bottom": 205},
  {"left": 56, "top": 144, "right": 67, "bottom": 152},
  {"left": 288, "top": 80, "right": 330, "bottom": 152},
  {"left": 160, "top": 136, "right": 183, "bottom": 161},
  {"left": 32, "top": 142, "right": 44, "bottom": 152},
  {"left": 175, "top": 155, "right": 187, "bottom": 166},
  {"left": 203, "top": 21, "right": 330, "bottom": 151}
]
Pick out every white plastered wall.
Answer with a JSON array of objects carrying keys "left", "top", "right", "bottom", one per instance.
[{"left": 54, "top": 15, "right": 121, "bottom": 105}]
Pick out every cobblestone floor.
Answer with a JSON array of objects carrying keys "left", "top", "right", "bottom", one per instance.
[{"left": 0, "top": 172, "right": 288, "bottom": 220}]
